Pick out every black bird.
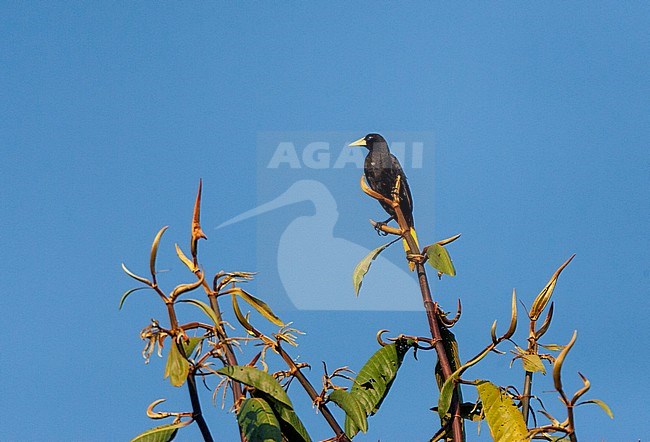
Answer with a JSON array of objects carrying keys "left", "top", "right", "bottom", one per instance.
[{"left": 349, "top": 133, "right": 414, "bottom": 228}]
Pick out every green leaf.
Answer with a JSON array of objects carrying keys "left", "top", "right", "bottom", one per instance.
[
  {"left": 229, "top": 287, "right": 284, "bottom": 327},
  {"left": 231, "top": 294, "right": 256, "bottom": 333},
  {"left": 351, "top": 342, "right": 407, "bottom": 413},
  {"left": 180, "top": 299, "right": 220, "bottom": 327},
  {"left": 217, "top": 366, "right": 293, "bottom": 409},
  {"left": 150, "top": 226, "right": 169, "bottom": 280},
  {"left": 329, "top": 389, "right": 368, "bottom": 436},
  {"left": 119, "top": 287, "right": 151, "bottom": 310},
  {"left": 130, "top": 421, "right": 189, "bottom": 442},
  {"left": 437, "top": 371, "right": 460, "bottom": 419},
  {"left": 261, "top": 396, "right": 311, "bottom": 442},
  {"left": 352, "top": 239, "right": 399, "bottom": 295},
  {"left": 182, "top": 337, "right": 203, "bottom": 359},
  {"left": 577, "top": 399, "right": 614, "bottom": 419},
  {"left": 237, "top": 398, "right": 282, "bottom": 442},
  {"left": 437, "top": 325, "right": 504, "bottom": 419},
  {"left": 345, "top": 342, "right": 407, "bottom": 436},
  {"left": 476, "top": 380, "right": 529, "bottom": 442},
  {"left": 164, "top": 343, "right": 189, "bottom": 387},
  {"left": 435, "top": 327, "right": 461, "bottom": 390},
  {"left": 521, "top": 354, "right": 546, "bottom": 374},
  {"left": 425, "top": 243, "right": 456, "bottom": 276}
]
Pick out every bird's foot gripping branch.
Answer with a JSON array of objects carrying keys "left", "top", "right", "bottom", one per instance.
[{"left": 120, "top": 138, "right": 611, "bottom": 441}]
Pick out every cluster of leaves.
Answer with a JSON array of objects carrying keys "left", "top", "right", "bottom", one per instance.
[
  {"left": 348, "top": 174, "right": 612, "bottom": 440},
  {"left": 120, "top": 180, "right": 611, "bottom": 442},
  {"left": 120, "top": 182, "right": 417, "bottom": 442}
]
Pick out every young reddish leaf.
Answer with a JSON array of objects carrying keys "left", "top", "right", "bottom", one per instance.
[
  {"left": 190, "top": 179, "right": 207, "bottom": 258},
  {"left": 506, "top": 288, "right": 518, "bottom": 338},
  {"left": 530, "top": 255, "right": 575, "bottom": 321}
]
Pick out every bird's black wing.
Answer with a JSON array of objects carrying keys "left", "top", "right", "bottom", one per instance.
[{"left": 389, "top": 154, "right": 414, "bottom": 227}]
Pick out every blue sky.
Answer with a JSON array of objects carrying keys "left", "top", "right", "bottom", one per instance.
[{"left": 1, "top": 2, "right": 648, "bottom": 441}]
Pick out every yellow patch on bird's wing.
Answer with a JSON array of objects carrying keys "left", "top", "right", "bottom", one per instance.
[{"left": 402, "top": 228, "right": 420, "bottom": 271}]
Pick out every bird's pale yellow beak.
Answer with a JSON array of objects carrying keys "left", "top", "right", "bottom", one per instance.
[{"left": 348, "top": 137, "right": 366, "bottom": 147}]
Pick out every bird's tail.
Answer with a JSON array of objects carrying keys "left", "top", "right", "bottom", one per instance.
[{"left": 402, "top": 227, "right": 419, "bottom": 271}]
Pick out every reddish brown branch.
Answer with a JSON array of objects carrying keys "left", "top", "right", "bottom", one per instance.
[
  {"left": 361, "top": 175, "right": 464, "bottom": 441},
  {"left": 276, "top": 344, "right": 350, "bottom": 442}
]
